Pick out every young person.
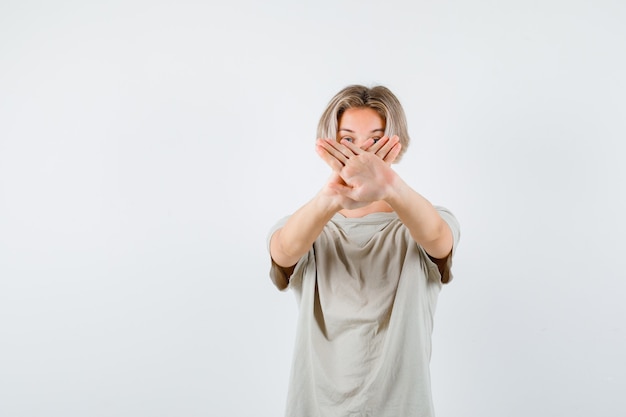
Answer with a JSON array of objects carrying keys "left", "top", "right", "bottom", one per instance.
[{"left": 267, "top": 85, "right": 460, "bottom": 417}]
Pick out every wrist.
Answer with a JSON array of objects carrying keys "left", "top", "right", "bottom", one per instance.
[
  {"left": 313, "top": 190, "right": 342, "bottom": 217},
  {"left": 382, "top": 170, "right": 406, "bottom": 207}
]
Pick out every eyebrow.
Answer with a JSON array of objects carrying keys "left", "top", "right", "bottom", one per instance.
[{"left": 338, "top": 128, "right": 385, "bottom": 133}]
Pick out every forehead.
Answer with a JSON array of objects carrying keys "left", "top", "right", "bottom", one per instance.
[{"left": 338, "top": 107, "right": 385, "bottom": 131}]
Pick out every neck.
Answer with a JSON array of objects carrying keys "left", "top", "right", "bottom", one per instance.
[{"left": 338, "top": 200, "right": 393, "bottom": 218}]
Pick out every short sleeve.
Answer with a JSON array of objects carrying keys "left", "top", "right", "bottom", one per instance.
[
  {"left": 266, "top": 215, "right": 308, "bottom": 291},
  {"left": 434, "top": 206, "right": 461, "bottom": 284}
]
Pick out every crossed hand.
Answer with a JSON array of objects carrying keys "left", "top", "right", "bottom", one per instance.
[{"left": 315, "top": 136, "right": 402, "bottom": 210}]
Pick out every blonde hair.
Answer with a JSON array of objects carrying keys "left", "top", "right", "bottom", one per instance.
[{"left": 317, "top": 85, "right": 410, "bottom": 160}]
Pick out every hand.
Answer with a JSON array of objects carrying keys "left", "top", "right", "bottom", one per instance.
[
  {"left": 316, "top": 135, "right": 402, "bottom": 172},
  {"left": 316, "top": 137, "right": 400, "bottom": 203},
  {"left": 360, "top": 135, "right": 402, "bottom": 165},
  {"left": 318, "top": 172, "right": 372, "bottom": 211}
]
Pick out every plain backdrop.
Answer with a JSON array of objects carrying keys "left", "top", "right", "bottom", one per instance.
[{"left": 1, "top": 1, "right": 625, "bottom": 416}]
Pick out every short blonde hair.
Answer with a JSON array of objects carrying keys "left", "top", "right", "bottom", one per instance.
[{"left": 317, "top": 85, "right": 410, "bottom": 160}]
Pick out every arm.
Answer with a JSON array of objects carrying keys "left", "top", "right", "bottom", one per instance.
[
  {"left": 270, "top": 170, "right": 375, "bottom": 272},
  {"left": 317, "top": 137, "right": 453, "bottom": 260},
  {"left": 270, "top": 137, "right": 401, "bottom": 273},
  {"left": 269, "top": 189, "right": 339, "bottom": 270},
  {"left": 384, "top": 175, "right": 453, "bottom": 260}
]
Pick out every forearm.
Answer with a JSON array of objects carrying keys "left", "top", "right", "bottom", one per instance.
[
  {"left": 270, "top": 192, "right": 339, "bottom": 268},
  {"left": 384, "top": 173, "right": 453, "bottom": 259}
]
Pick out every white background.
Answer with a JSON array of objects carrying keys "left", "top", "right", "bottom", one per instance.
[{"left": 1, "top": 1, "right": 625, "bottom": 416}]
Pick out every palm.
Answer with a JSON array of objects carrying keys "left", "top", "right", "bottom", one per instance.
[
  {"left": 339, "top": 152, "right": 393, "bottom": 202},
  {"left": 316, "top": 136, "right": 400, "bottom": 207},
  {"left": 321, "top": 172, "right": 370, "bottom": 210}
]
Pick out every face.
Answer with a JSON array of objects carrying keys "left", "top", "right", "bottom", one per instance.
[{"left": 337, "top": 107, "right": 385, "bottom": 148}]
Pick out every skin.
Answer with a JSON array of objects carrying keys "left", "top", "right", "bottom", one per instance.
[{"left": 270, "top": 107, "right": 453, "bottom": 279}]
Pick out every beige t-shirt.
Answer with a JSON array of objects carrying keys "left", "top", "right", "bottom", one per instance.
[{"left": 268, "top": 207, "right": 460, "bottom": 417}]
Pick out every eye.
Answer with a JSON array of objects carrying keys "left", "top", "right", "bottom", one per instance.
[
  {"left": 341, "top": 137, "right": 354, "bottom": 143},
  {"left": 372, "top": 137, "right": 381, "bottom": 144}
]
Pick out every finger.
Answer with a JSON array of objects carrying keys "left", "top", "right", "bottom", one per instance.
[
  {"left": 316, "top": 142, "right": 344, "bottom": 171},
  {"left": 376, "top": 135, "right": 399, "bottom": 160},
  {"left": 382, "top": 142, "right": 402, "bottom": 164},
  {"left": 327, "top": 179, "right": 353, "bottom": 195},
  {"left": 335, "top": 184, "right": 360, "bottom": 202},
  {"left": 359, "top": 138, "right": 376, "bottom": 151},
  {"left": 323, "top": 138, "right": 359, "bottom": 161},
  {"left": 363, "top": 135, "right": 390, "bottom": 153},
  {"left": 317, "top": 138, "right": 350, "bottom": 165},
  {"left": 327, "top": 171, "right": 348, "bottom": 186},
  {"left": 317, "top": 139, "right": 346, "bottom": 170},
  {"left": 339, "top": 139, "right": 365, "bottom": 155}
]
